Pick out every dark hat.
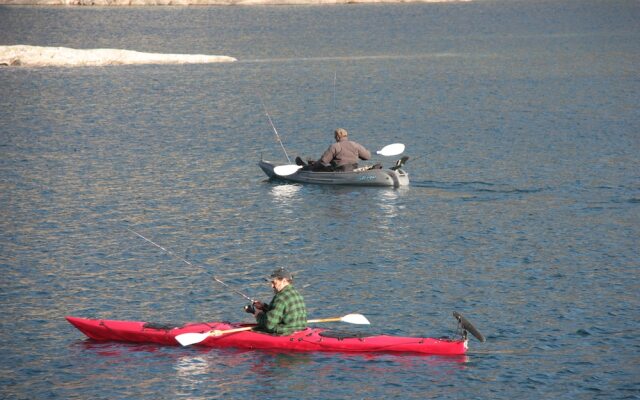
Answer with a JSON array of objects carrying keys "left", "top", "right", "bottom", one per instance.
[{"left": 266, "top": 267, "right": 293, "bottom": 281}]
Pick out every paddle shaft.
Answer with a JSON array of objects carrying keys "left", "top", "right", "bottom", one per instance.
[
  {"left": 127, "top": 228, "right": 256, "bottom": 303},
  {"left": 210, "top": 326, "right": 255, "bottom": 337},
  {"left": 208, "top": 317, "right": 345, "bottom": 337},
  {"left": 308, "top": 317, "right": 341, "bottom": 323},
  {"left": 175, "top": 313, "right": 369, "bottom": 346}
]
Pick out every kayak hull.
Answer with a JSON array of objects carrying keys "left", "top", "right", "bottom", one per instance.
[
  {"left": 258, "top": 160, "right": 409, "bottom": 188},
  {"left": 66, "top": 316, "right": 467, "bottom": 355}
]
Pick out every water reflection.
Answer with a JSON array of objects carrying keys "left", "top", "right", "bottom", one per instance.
[
  {"left": 246, "top": 350, "right": 314, "bottom": 377},
  {"left": 375, "top": 189, "right": 401, "bottom": 220},
  {"left": 72, "top": 339, "right": 469, "bottom": 398},
  {"left": 171, "top": 349, "right": 314, "bottom": 398},
  {"left": 174, "top": 355, "right": 210, "bottom": 399},
  {"left": 268, "top": 184, "right": 302, "bottom": 212},
  {"left": 76, "top": 340, "right": 162, "bottom": 357},
  {"left": 173, "top": 347, "right": 467, "bottom": 382}
]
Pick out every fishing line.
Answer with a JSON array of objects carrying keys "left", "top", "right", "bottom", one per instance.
[
  {"left": 126, "top": 228, "right": 256, "bottom": 303},
  {"left": 332, "top": 70, "right": 337, "bottom": 127}
]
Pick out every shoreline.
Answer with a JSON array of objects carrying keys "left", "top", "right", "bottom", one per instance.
[{"left": 0, "top": 0, "right": 472, "bottom": 5}]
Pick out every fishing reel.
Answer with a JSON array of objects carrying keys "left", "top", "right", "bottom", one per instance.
[
  {"left": 244, "top": 304, "right": 256, "bottom": 314},
  {"left": 390, "top": 156, "right": 409, "bottom": 171}
]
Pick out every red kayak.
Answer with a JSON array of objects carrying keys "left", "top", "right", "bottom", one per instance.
[{"left": 66, "top": 313, "right": 484, "bottom": 356}]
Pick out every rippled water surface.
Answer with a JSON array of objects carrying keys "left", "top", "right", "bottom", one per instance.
[{"left": 1, "top": 1, "right": 639, "bottom": 399}]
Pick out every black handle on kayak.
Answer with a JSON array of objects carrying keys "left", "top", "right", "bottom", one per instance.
[{"left": 453, "top": 311, "right": 486, "bottom": 343}]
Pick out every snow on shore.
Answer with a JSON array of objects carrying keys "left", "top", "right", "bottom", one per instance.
[{"left": 0, "top": 45, "right": 237, "bottom": 67}]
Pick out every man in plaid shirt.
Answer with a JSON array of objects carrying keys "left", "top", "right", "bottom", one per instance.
[{"left": 248, "top": 267, "right": 307, "bottom": 335}]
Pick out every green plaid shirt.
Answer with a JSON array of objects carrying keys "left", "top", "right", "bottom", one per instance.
[{"left": 256, "top": 284, "right": 307, "bottom": 335}]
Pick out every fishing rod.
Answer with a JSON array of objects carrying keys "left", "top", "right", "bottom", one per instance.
[
  {"left": 332, "top": 70, "right": 337, "bottom": 127},
  {"left": 259, "top": 95, "right": 291, "bottom": 164},
  {"left": 126, "top": 228, "right": 256, "bottom": 303}
]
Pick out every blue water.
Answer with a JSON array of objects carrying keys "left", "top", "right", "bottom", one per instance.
[{"left": 1, "top": 1, "right": 639, "bottom": 399}]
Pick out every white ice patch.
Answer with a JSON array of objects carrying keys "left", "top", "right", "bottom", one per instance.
[{"left": 0, "top": 45, "right": 237, "bottom": 67}]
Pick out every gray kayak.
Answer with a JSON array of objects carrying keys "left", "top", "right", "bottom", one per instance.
[{"left": 258, "top": 159, "right": 409, "bottom": 187}]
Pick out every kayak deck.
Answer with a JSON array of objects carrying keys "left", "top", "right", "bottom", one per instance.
[
  {"left": 66, "top": 316, "right": 467, "bottom": 355},
  {"left": 258, "top": 160, "right": 409, "bottom": 188}
]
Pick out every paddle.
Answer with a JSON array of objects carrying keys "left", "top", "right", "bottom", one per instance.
[
  {"left": 376, "top": 143, "right": 405, "bottom": 156},
  {"left": 274, "top": 164, "right": 303, "bottom": 176},
  {"left": 273, "top": 143, "right": 406, "bottom": 176},
  {"left": 175, "top": 313, "right": 371, "bottom": 346},
  {"left": 308, "top": 314, "right": 370, "bottom": 325}
]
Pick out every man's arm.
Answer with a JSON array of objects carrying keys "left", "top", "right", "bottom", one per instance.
[
  {"left": 256, "top": 296, "right": 285, "bottom": 332},
  {"left": 319, "top": 143, "right": 338, "bottom": 165},
  {"left": 358, "top": 143, "right": 371, "bottom": 160}
]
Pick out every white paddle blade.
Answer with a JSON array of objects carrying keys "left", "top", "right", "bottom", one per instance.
[
  {"left": 341, "top": 313, "right": 371, "bottom": 325},
  {"left": 274, "top": 165, "right": 302, "bottom": 176},
  {"left": 376, "top": 143, "right": 405, "bottom": 157},
  {"left": 175, "top": 332, "right": 209, "bottom": 346}
]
